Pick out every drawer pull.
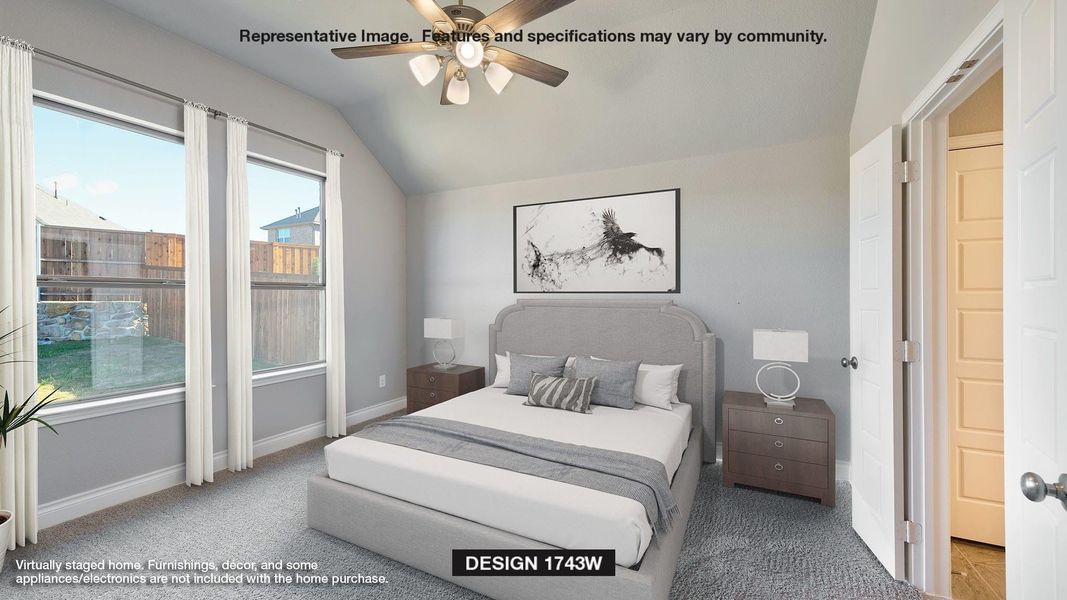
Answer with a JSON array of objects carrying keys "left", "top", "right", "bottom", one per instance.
[
  {"left": 774, "top": 417, "right": 784, "bottom": 425},
  {"left": 429, "top": 392, "right": 436, "bottom": 398},
  {"left": 774, "top": 440, "right": 784, "bottom": 448},
  {"left": 774, "top": 463, "right": 784, "bottom": 471},
  {"left": 428, "top": 376, "right": 436, "bottom": 383}
]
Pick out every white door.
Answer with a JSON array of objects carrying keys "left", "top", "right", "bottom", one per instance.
[
  {"left": 947, "top": 144, "right": 1005, "bottom": 546},
  {"left": 848, "top": 126, "right": 906, "bottom": 579},
  {"left": 1004, "top": 1, "right": 1067, "bottom": 598}
]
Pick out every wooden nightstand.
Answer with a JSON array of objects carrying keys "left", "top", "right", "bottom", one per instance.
[
  {"left": 406, "top": 364, "right": 485, "bottom": 414},
  {"left": 722, "top": 390, "right": 836, "bottom": 506}
]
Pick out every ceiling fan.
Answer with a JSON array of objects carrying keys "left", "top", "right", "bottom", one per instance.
[{"left": 331, "top": 0, "right": 576, "bottom": 105}]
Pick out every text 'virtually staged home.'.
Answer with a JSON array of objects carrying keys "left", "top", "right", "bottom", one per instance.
[{"left": 0, "top": 1, "right": 1063, "bottom": 599}]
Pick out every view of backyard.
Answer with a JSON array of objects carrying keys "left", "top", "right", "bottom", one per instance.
[
  {"left": 33, "top": 105, "right": 326, "bottom": 404},
  {"left": 37, "top": 337, "right": 278, "bottom": 402}
]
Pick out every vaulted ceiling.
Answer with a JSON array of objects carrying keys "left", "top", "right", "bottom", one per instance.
[{"left": 99, "top": 0, "right": 877, "bottom": 194}]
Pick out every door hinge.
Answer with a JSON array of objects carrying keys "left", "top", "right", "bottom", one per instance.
[
  {"left": 898, "top": 520, "right": 922, "bottom": 544},
  {"left": 894, "top": 160, "right": 920, "bottom": 184},
  {"left": 895, "top": 340, "right": 920, "bottom": 363}
]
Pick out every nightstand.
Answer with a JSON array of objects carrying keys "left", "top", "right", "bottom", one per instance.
[
  {"left": 722, "top": 390, "right": 836, "bottom": 506},
  {"left": 406, "top": 364, "right": 485, "bottom": 414}
]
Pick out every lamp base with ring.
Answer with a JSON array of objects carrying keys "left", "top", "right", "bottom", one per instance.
[
  {"left": 756, "top": 361, "right": 800, "bottom": 409},
  {"left": 432, "top": 340, "right": 457, "bottom": 370}
]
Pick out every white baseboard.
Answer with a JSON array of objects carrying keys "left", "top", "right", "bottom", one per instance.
[
  {"left": 39, "top": 396, "right": 407, "bottom": 529},
  {"left": 714, "top": 442, "right": 851, "bottom": 482}
]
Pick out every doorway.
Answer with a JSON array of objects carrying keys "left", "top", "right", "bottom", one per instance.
[{"left": 944, "top": 70, "right": 1006, "bottom": 600}]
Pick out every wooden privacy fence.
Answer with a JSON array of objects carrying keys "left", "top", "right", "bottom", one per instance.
[{"left": 39, "top": 225, "right": 322, "bottom": 366}]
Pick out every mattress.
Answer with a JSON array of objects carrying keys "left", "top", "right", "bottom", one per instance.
[{"left": 324, "top": 386, "right": 692, "bottom": 567}]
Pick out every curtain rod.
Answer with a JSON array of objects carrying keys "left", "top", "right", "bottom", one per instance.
[{"left": 34, "top": 48, "right": 343, "bottom": 157}]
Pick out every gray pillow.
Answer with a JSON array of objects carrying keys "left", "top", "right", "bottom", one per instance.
[
  {"left": 524, "top": 373, "right": 596, "bottom": 414},
  {"left": 573, "top": 356, "right": 641, "bottom": 409},
  {"left": 506, "top": 354, "right": 568, "bottom": 396}
]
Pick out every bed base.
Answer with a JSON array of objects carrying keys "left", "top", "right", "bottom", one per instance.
[{"left": 307, "top": 428, "right": 702, "bottom": 600}]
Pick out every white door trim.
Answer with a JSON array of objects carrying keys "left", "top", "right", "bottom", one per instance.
[
  {"left": 948, "top": 131, "right": 1005, "bottom": 150},
  {"left": 900, "top": 3, "right": 1004, "bottom": 596}
]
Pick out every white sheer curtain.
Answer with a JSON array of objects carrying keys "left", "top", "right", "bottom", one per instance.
[
  {"left": 184, "top": 102, "right": 213, "bottom": 485},
  {"left": 225, "top": 116, "right": 252, "bottom": 471},
  {"left": 0, "top": 36, "right": 39, "bottom": 551},
  {"left": 325, "top": 151, "right": 347, "bottom": 437}
]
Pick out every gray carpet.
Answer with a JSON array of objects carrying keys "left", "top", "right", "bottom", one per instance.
[{"left": 2, "top": 423, "right": 920, "bottom": 599}]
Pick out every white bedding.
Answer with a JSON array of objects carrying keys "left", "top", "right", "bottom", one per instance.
[{"left": 324, "top": 386, "right": 692, "bottom": 567}]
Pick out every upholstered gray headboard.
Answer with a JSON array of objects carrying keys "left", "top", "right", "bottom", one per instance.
[{"left": 488, "top": 299, "right": 716, "bottom": 461}]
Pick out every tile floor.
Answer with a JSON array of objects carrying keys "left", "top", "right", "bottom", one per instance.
[{"left": 951, "top": 538, "right": 1006, "bottom": 600}]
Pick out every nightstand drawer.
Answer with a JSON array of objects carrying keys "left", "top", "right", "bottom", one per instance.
[
  {"left": 728, "top": 430, "right": 828, "bottom": 465},
  {"left": 728, "top": 408, "right": 828, "bottom": 442},
  {"left": 407, "top": 370, "right": 458, "bottom": 392},
  {"left": 727, "top": 451, "right": 828, "bottom": 489},
  {"left": 409, "top": 387, "right": 456, "bottom": 406}
]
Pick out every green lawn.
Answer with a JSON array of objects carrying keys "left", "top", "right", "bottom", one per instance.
[{"left": 38, "top": 337, "right": 277, "bottom": 402}]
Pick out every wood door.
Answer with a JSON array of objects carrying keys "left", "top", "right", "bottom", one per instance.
[
  {"left": 947, "top": 144, "right": 1005, "bottom": 546},
  {"left": 849, "top": 126, "right": 906, "bottom": 579},
  {"left": 1004, "top": 0, "right": 1067, "bottom": 597}
]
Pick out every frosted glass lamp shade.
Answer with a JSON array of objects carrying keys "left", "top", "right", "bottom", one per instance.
[
  {"left": 455, "top": 40, "right": 484, "bottom": 69},
  {"left": 484, "top": 62, "right": 514, "bottom": 94},
  {"left": 446, "top": 76, "right": 470, "bottom": 105},
  {"left": 424, "top": 318, "right": 464, "bottom": 340},
  {"left": 409, "top": 55, "right": 441, "bottom": 86},
  {"left": 753, "top": 329, "right": 809, "bottom": 363}
]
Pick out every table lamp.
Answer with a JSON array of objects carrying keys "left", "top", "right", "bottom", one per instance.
[
  {"left": 424, "top": 318, "right": 464, "bottom": 370},
  {"left": 753, "top": 329, "right": 809, "bottom": 408}
]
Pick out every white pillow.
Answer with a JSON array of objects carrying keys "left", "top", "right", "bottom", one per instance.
[
  {"left": 591, "top": 356, "right": 682, "bottom": 410},
  {"left": 492, "top": 352, "right": 576, "bottom": 388}
]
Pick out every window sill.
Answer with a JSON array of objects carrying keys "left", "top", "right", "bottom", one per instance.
[
  {"left": 41, "top": 386, "right": 187, "bottom": 426},
  {"left": 252, "top": 362, "right": 326, "bottom": 388},
  {"left": 40, "top": 364, "right": 326, "bottom": 426}
]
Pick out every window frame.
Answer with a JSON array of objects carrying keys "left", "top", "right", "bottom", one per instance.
[
  {"left": 33, "top": 97, "right": 188, "bottom": 404},
  {"left": 247, "top": 155, "right": 327, "bottom": 374}
]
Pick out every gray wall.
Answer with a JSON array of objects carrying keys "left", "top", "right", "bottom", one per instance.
[
  {"left": 849, "top": 0, "right": 1000, "bottom": 152},
  {"left": 5, "top": 0, "right": 406, "bottom": 504},
  {"left": 407, "top": 136, "right": 854, "bottom": 460}
]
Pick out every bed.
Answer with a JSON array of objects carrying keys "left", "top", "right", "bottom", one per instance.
[{"left": 308, "top": 299, "right": 716, "bottom": 600}]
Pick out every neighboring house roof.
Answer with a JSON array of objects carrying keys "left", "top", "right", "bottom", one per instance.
[
  {"left": 261, "top": 206, "right": 320, "bottom": 230},
  {"left": 35, "top": 185, "right": 127, "bottom": 231}
]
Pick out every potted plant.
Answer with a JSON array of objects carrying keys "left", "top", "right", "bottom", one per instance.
[{"left": 0, "top": 308, "right": 60, "bottom": 572}]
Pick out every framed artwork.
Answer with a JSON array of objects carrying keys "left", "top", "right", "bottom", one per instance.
[{"left": 513, "top": 188, "right": 680, "bottom": 293}]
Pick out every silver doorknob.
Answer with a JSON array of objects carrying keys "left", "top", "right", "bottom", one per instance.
[
  {"left": 841, "top": 356, "right": 858, "bottom": 370},
  {"left": 1020, "top": 472, "right": 1067, "bottom": 509}
]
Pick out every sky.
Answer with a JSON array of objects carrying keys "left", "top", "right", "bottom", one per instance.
[{"left": 34, "top": 105, "right": 322, "bottom": 243}]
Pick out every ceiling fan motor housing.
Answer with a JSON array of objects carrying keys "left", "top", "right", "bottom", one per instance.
[{"left": 443, "top": 5, "right": 487, "bottom": 32}]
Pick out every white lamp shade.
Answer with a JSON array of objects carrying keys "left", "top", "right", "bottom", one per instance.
[
  {"left": 484, "top": 62, "right": 514, "bottom": 94},
  {"left": 409, "top": 55, "right": 441, "bottom": 87},
  {"left": 425, "top": 318, "right": 464, "bottom": 340},
  {"left": 455, "top": 40, "right": 484, "bottom": 69},
  {"left": 753, "top": 329, "right": 809, "bottom": 363},
  {"left": 446, "top": 75, "right": 470, "bottom": 105}
]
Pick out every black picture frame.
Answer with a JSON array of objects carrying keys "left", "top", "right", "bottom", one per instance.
[{"left": 513, "top": 188, "right": 681, "bottom": 294}]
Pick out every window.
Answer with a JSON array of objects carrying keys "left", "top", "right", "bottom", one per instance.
[
  {"left": 34, "top": 102, "right": 185, "bottom": 402},
  {"left": 247, "top": 160, "right": 325, "bottom": 371}
]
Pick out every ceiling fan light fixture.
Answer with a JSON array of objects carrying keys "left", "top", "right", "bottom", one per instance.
[
  {"left": 455, "top": 40, "right": 484, "bottom": 69},
  {"left": 409, "top": 54, "right": 442, "bottom": 87},
  {"left": 446, "top": 72, "right": 470, "bottom": 105},
  {"left": 483, "top": 62, "right": 514, "bottom": 94}
]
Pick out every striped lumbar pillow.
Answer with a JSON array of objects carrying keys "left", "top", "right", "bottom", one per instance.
[{"left": 524, "top": 373, "right": 597, "bottom": 414}]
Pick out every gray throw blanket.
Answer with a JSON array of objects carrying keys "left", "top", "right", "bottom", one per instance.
[{"left": 355, "top": 415, "right": 679, "bottom": 536}]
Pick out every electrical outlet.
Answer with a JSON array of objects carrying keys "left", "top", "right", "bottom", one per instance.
[{"left": 378, "top": 375, "right": 386, "bottom": 388}]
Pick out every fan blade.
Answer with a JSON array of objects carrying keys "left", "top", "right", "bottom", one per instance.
[
  {"left": 332, "top": 42, "right": 435, "bottom": 59},
  {"left": 440, "top": 59, "right": 459, "bottom": 105},
  {"left": 408, "top": 0, "right": 457, "bottom": 32},
  {"left": 489, "top": 47, "right": 568, "bottom": 87},
  {"left": 476, "top": 0, "right": 577, "bottom": 35}
]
